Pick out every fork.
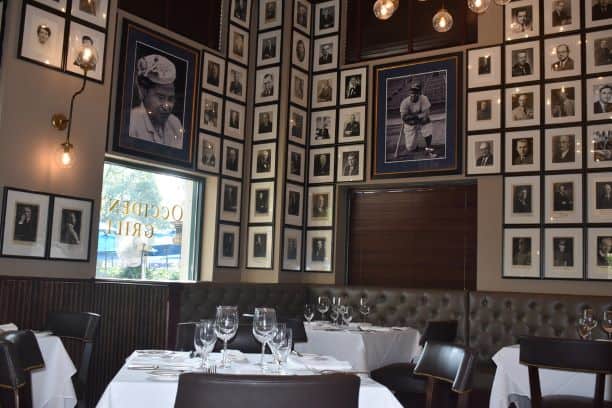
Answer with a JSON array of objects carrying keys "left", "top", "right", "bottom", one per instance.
[{"left": 205, "top": 365, "right": 217, "bottom": 374}]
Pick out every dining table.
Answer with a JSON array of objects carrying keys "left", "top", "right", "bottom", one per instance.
[{"left": 96, "top": 350, "right": 403, "bottom": 408}]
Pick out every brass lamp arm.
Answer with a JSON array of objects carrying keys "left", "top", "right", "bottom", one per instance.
[{"left": 52, "top": 69, "right": 89, "bottom": 140}]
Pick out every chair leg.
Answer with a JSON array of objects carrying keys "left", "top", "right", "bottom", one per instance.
[{"left": 457, "top": 392, "right": 470, "bottom": 408}]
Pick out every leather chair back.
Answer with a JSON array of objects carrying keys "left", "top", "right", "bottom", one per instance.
[
  {"left": 283, "top": 318, "right": 307, "bottom": 344},
  {"left": 420, "top": 320, "right": 458, "bottom": 346},
  {"left": 174, "top": 373, "right": 360, "bottom": 408},
  {"left": 176, "top": 322, "right": 196, "bottom": 352},
  {"left": 0, "top": 341, "right": 26, "bottom": 408},
  {"left": 212, "top": 324, "right": 265, "bottom": 354},
  {"left": 413, "top": 342, "right": 475, "bottom": 394},
  {"left": 0, "top": 330, "right": 44, "bottom": 408}
]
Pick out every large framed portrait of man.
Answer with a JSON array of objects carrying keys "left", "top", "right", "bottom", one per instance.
[
  {"left": 257, "top": 29, "right": 281, "bottom": 67},
  {"left": 586, "top": 29, "right": 612, "bottom": 75},
  {"left": 466, "top": 133, "right": 501, "bottom": 176},
  {"left": 313, "top": 35, "right": 338, "bottom": 72},
  {"left": 226, "top": 62, "right": 247, "bottom": 103},
  {"left": 587, "top": 124, "right": 612, "bottom": 169},
  {"left": 249, "top": 181, "right": 275, "bottom": 224},
  {"left": 545, "top": 174, "right": 582, "bottom": 224},
  {"left": 337, "top": 144, "right": 365, "bottom": 183},
  {"left": 217, "top": 223, "right": 240, "bottom": 268},
  {"left": 19, "top": 4, "right": 65, "bottom": 69},
  {"left": 255, "top": 66, "right": 280, "bottom": 104},
  {"left": 228, "top": 24, "right": 249, "bottom": 65},
  {"left": 294, "top": 0, "right": 311, "bottom": 34},
  {"left": 309, "top": 147, "right": 335, "bottom": 184},
  {"left": 373, "top": 53, "right": 462, "bottom": 178},
  {"left": 219, "top": 178, "right": 242, "bottom": 223},
  {"left": 544, "top": 228, "right": 583, "bottom": 279},
  {"left": 111, "top": 20, "right": 199, "bottom": 167},
  {"left": 196, "top": 132, "right": 221, "bottom": 174},
  {"left": 247, "top": 226, "right": 273, "bottom": 269},
  {"left": 222, "top": 139, "right": 244, "bottom": 178},
  {"left": 338, "top": 106, "right": 366, "bottom": 143},
  {"left": 291, "top": 68, "right": 309, "bottom": 108},
  {"left": 587, "top": 77, "right": 612, "bottom": 121},
  {"left": 587, "top": 228, "right": 612, "bottom": 280},
  {"left": 312, "top": 72, "right": 337, "bottom": 109},
  {"left": 71, "top": 0, "right": 109, "bottom": 29},
  {"left": 224, "top": 101, "right": 245, "bottom": 140},
  {"left": 503, "top": 228, "right": 541, "bottom": 278},
  {"left": 286, "top": 144, "right": 305, "bottom": 183},
  {"left": 288, "top": 105, "right": 307, "bottom": 145},
  {"left": 544, "top": 80, "right": 582, "bottom": 125},
  {"left": 587, "top": 0, "right": 612, "bottom": 28},
  {"left": 505, "top": 85, "right": 540, "bottom": 128},
  {"left": 504, "top": 176, "right": 541, "bottom": 225},
  {"left": 505, "top": 41, "right": 540, "bottom": 84},
  {"left": 544, "top": 0, "right": 580, "bottom": 34},
  {"left": 230, "top": 0, "right": 252, "bottom": 29},
  {"left": 65, "top": 22, "right": 106, "bottom": 82},
  {"left": 284, "top": 183, "right": 304, "bottom": 226},
  {"left": 545, "top": 126, "right": 582, "bottom": 171},
  {"left": 48, "top": 195, "right": 93, "bottom": 261},
  {"left": 282, "top": 227, "right": 302, "bottom": 272},
  {"left": 505, "top": 0, "right": 540, "bottom": 41},
  {"left": 467, "top": 89, "right": 501, "bottom": 132},
  {"left": 467, "top": 45, "right": 501, "bottom": 89},
  {"left": 253, "top": 104, "right": 278, "bottom": 141},
  {"left": 505, "top": 130, "right": 540, "bottom": 173},
  {"left": 314, "top": 0, "right": 339, "bottom": 37},
  {"left": 305, "top": 229, "right": 332, "bottom": 272},
  {"left": 544, "top": 35, "right": 581, "bottom": 79},
  {"left": 588, "top": 172, "right": 612, "bottom": 223},
  {"left": 259, "top": 0, "right": 282, "bottom": 31},
  {"left": 310, "top": 109, "right": 337, "bottom": 146},
  {"left": 340, "top": 67, "right": 367, "bottom": 105},
  {"left": 251, "top": 142, "right": 276, "bottom": 180},
  {"left": 292, "top": 30, "right": 310, "bottom": 72},
  {"left": 307, "top": 185, "right": 334, "bottom": 227},
  {"left": 200, "top": 92, "right": 223, "bottom": 134},
  {"left": 202, "top": 52, "right": 226, "bottom": 95}
]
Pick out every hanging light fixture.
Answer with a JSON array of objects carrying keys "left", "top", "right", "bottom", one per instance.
[
  {"left": 373, "top": 0, "right": 399, "bottom": 20},
  {"left": 433, "top": 6, "right": 453, "bottom": 32},
  {"left": 467, "top": 0, "right": 491, "bottom": 13}
]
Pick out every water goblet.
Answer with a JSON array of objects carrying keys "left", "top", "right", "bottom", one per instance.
[
  {"left": 577, "top": 308, "right": 598, "bottom": 340},
  {"left": 317, "top": 296, "right": 330, "bottom": 320},
  {"left": 214, "top": 306, "right": 239, "bottom": 367},
  {"left": 304, "top": 304, "right": 315, "bottom": 322},
  {"left": 330, "top": 308, "right": 340, "bottom": 325},
  {"left": 342, "top": 306, "right": 354, "bottom": 326},
  {"left": 269, "top": 324, "right": 292, "bottom": 371},
  {"left": 359, "top": 296, "right": 370, "bottom": 323},
  {"left": 253, "top": 307, "right": 277, "bottom": 366},
  {"left": 196, "top": 319, "right": 217, "bottom": 368},
  {"left": 601, "top": 311, "right": 612, "bottom": 340}
]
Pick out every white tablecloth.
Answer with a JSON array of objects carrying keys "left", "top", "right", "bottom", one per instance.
[
  {"left": 295, "top": 323, "right": 421, "bottom": 372},
  {"left": 96, "top": 351, "right": 402, "bottom": 408},
  {"left": 490, "top": 344, "right": 612, "bottom": 408},
  {"left": 32, "top": 334, "right": 78, "bottom": 408}
]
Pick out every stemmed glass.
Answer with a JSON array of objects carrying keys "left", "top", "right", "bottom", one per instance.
[
  {"left": 194, "top": 319, "right": 217, "bottom": 369},
  {"left": 317, "top": 296, "right": 330, "bottom": 321},
  {"left": 359, "top": 296, "right": 370, "bottom": 323},
  {"left": 214, "top": 306, "right": 239, "bottom": 367},
  {"left": 342, "top": 306, "right": 354, "bottom": 326},
  {"left": 304, "top": 304, "right": 315, "bottom": 322},
  {"left": 577, "top": 308, "right": 598, "bottom": 340},
  {"left": 602, "top": 311, "right": 612, "bottom": 340},
  {"left": 269, "top": 324, "right": 292, "bottom": 372},
  {"left": 253, "top": 307, "right": 277, "bottom": 366},
  {"left": 331, "top": 296, "right": 343, "bottom": 325}
]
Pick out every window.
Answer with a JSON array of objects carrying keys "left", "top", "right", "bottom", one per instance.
[{"left": 96, "top": 162, "right": 202, "bottom": 281}]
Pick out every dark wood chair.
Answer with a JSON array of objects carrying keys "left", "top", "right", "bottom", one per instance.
[
  {"left": 413, "top": 341, "right": 475, "bottom": 408},
  {"left": 519, "top": 336, "right": 612, "bottom": 408},
  {"left": 0, "top": 340, "right": 26, "bottom": 408}
]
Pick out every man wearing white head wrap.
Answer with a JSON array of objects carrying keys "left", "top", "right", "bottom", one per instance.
[{"left": 129, "top": 54, "right": 183, "bottom": 148}]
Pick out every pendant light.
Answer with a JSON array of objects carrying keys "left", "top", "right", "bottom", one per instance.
[
  {"left": 373, "top": 0, "right": 399, "bottom": 20},
  {"left": 467, "top": 0, "right": 491, "bottom": 13},
  {"left": 433, "top": 4, "right": 453, "bottom": 32}
]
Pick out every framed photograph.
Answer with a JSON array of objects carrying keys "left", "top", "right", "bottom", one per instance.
[
  {"left": 505, "top": 85, "right": 540, "bottom": 128},
  {"left": 255, "top": 66, "right": 280, "bottom": 104},
  {"left": 310, "top": 109, "right": 336, "bottom": 146},
  {"left": 314, "top": 0, "right": 339, "bottom": 37},
  {"left": 257, "top": 29, "right": 281, "bottom": 67},
  {"left": 587, "top": 228, "right": 612, "bottom": 280},
  {"left": 217, "top": 224, "right": 240, "bottom": 268},
  {"left": 587, "top": 77, "right": 612, "bottom": 121},
  {"left": 247, "top": 226, "right": 273, "bottom": 269},
  {"left": 111, "top": 21, "right": 199, "bottom": 166},
  {"left": 313, "top": 36, "right": 339, "bottom": 72},
  {"left": 505, "top": 41, "right": 540, "bottom": 84},
  {"left": 259, "top": 0, "right": 282, "bottom": 30},
  {"left": 503, "top": 228, "right": 541, "bottom": 278},
  {"left": 307, "top": 185, "right": 334, "bottom": 227},
  {"left": 197, "top": 133, "right": 221, "bottom": 173},
  {"left": 71, "top": 0, "right": 109, "bottom": 28},
  {"left": 504, "top": 176, "right": 541, "bottom": 224},
  {"left": 309, "top": 147, "right": 335, "bottom": 184},
  {"left": 338, "top": 106, "right": 366, "bottom": 144},
  {"left": 467, "top": 89, "right": 501, "bottom": 131},
  {"left": 544, "top": 228, "right": 583, "bottom": 279},
  {"left": 292, "top": 30, "right": 310, "bottom": 71},
  {"left": 291, "top": 68, "right": 309, "bottom": 108},
  {"left": 340, "top": 67, "right": 367, "bottom": 105},
  {"left": 586, "top": 29, "right": 612, "bottom": 75},
  {"left": 587, "top": 124, "right": 612, "bottom": 169},
  {"left": 286, "top": 144, "right": 306, "bottom": 183},
  {"left": 19, "top": 4, "right": 65, "bottom": 69},
  {"left": 544, "top": 35, "right": 581, "bottom": 80},
  {"left": 66, "top": 22, "right": 106, "bottom": 82},
  {"left": 282, "top": 227, "right": 302, "bottom": 271},
  {"left": 33, "top": 0, "right": 67, "bottom": 12},
  {"left": 337, "top": 144, "right": 365, "bottom": 182},
  {"left": 226, "top": 62, "right": 247, "bottom": 103},
  {"left": 230, "top": 0, "right": 252, "bottom": 29},
  {"left": 312, "top": 72, "right": 337, "bottom": 109},
  {"left": 466, "top": 133, "right": 501, "bottom": 176},
  {"left": 544, "top": 0, "right": 580, "bottom": 34},
  {"left": 505, "top": 130, "right": 541, "bottom": 173},
  {"left": 586, "top": 0, "right": 612, "bottom": 28},
  {"left": 545, "top": 174, "right": 583, "bottom": 224},
  {"left": 249, "top": 181, "right": 275, "bottom": 224},
  {"left": 373, "top": 53, "right": 462, "bottom": 178},
  {"left": 545, "top": 126, "right": 582, "bottom": 171},
  {"left": 305, "top": 229, "right": 333, "bottom": 272},
  {"left": 285, "top": 183, "right": 304, "bottom": 226},
  {"left": 220, "top": 178, "right": 242, "bottom": 223},
  {"left": 253, "top": 104, "right": 278, "bottom": 141},
  {"left": 288, "top": 105, "right": 307, "bottom": 145},
  {"left": 222, "top": 139, "right": 243, "bottom": 178},
  {"left": 544, "top": 80, "right": 582, "bottom": 125},
  {"left": 467, "top": 45, "right": 502, "bottom": 89},
  {"left": 200, "top": 92, "right": 223, "bottom": 134},
  {"left": 588, "top": 172, "right": 612, "bottom": 223},
  {"left": 202, "top": 52, "right": 226, "bottom": 95},
  {"left": 0, "top": 188, "right": 51, "bottom": 259},
  {"left": 251, "top": 142, "right": 276, "bottom": 180},
  {"left": 293, "top": 0, "right": 311, "bottom": 34},
  {"left": 504, "top": 0, "right": 540, "bottom": 41},
  {"left": 228, "top": 24, "right": 249, "bottom": 65},
  {"left": 224, "top": 101, "right": 245, "bottom": 140},
  {"left": 48, "top": 196, "right": 93, "bottom": 261}
]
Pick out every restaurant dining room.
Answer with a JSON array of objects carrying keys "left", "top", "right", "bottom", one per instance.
[{"left": 0, "top": 0, "right": 611, "bottom": 407}]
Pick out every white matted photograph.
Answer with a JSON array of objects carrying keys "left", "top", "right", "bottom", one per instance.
[
  {"left": 338, "top": 106, "right": 366, "bottom": 144},
  {"left": 544, "top": 228, "right": 583, "bottom": 279},
  {"left": 255, "top": 66, "right": 280, "bottom": 104},
  {"left": 505, "top": 85, "right": 540, "bottom": 128},
  {"left": 587, "top": 124, "right": 612, "bottom": 169},
  {"left": 305, "top": 229, "right": 333, "bottom": 272},
  {"left": 543, "top": 35, "right": 581, "bottom": 79},
  {"left": 259, "top": 0, "right": 282, "bottom": 31},
  {"left": 253, "top": 104, "right": 278, "bottom": 141},
  {"left": 286, "top": 144, "right": 305, "bottom": 183},
  {"left": 311, "top": 109, "right": 336, "bottom": 146},
  {"left": 504, "top": 176, "right": 541, "bottom": 224},
  {"left": 217, "top": 223, "right": 240, "bottom": 268},
  {"left": 251, "top": 142, "right": 276, "bottom": 180},
  {"left": 292, "top": 30, "right": 310, "bottom": 71},
  {"left": 66, "top": 22, "right": 105, "bottom": 81},
  {"left": 503, "top": 228, "right": 541, "bottom": 278},
  {"left": 197, "top": 132, "right": 221, "bottom": 173},
  {"left": 467, "top": 46, "right": 502, "bottom": 89},
  {"left": 587, "top": 77, "right": 612, "bottom": 121},
  {"left": 505, "top": 41, "right": 540, "bottom": 84},
  {"left": 505, "top": 0, "right": 540, "bottom": 41},
  {"left": 249, "top": 181, "right": 275, "bottom": 224},
  {"left": 586, "top": 29, "right": 612, "bottom": 75},
  {"left": 307, "top": 185, "right": 334, "bottom": 227},
  {"left": 228, "top": 24, "right": 249, "bottom": 65},
  {"left": 226, "top": 62, "right": 247, "bottom": 103},
  {"left": 544, "top": 80, "right": 582, "bottom": 125},
  {"left": 337, "top": 144, "right": 365, "bottom": 182},
  {"left": 230, "top": 0, "right": 252, "bottom": 29},
  {"left": 257, "top": 29, "right": 281, "bottom": 67},
  {"left": 314, "top": 0, "right": 339, "bottom": 37},
  {"left": 289, "top": 105, "right": 307, "bottom": 145},
  {"left": 587, "top": 228, "right": 612, "bottom": 280},
  {"left": 467, "top": 89, "right": 501, "bottom": 131},
  {"left": 309, "top": 147, "right": 335, "bottom": 184},
  {"left": 587, "top": 172, "right": 612, "bottom": 223},
  {"left": 544, "top": 0, "right": 580, "bottom": 34},
  {"left": 312, "top": 72, "right": 337, "bottom": 109},
  {"left": 466, "top": 133, "right": 501, "bottom": 175},
  {"left": 505, "top": 130, "right": 541, "bottom": 173},
  {"left": 313, "top": 35, "right": 338, "bottom": 72},
  {"left": 222, "top": 139, "right": 243, "bottom": 178},
  {"left": 291, "top": 68, "right": 309, "bottom": 108},
  {"left": 545, "top": 126, "right": 582, "bottom": 171},
  {"left": 200, "top": 92, "right": 223, "bottom": 134},
  {"left": 220, "top": 178, "right": 242, "bottom": 223},
  {"left": 202, "top": 52, "right": 226, "bottom": 95},
  {"left": 544, "top": 173, "right": 582, "bottom": 224},
  {"left": 247, "top": 225, "right": 273, "bottom": 269},
  {"left": 586, "top": 0, "right": 612, "bottom": 29},
  {"left": 71, "top": 0, "right": 108, "bottom": 28},
  {"left": 285, "top": 183, "right": 304, "bottom": 226},
  {"left": 34, "top": 0, "right": 67, "bottom": 12},
  {"left": 20, "top": 4, "right": 65, "bottom": 68},
  {"left": 293, "top": 0, "right": 311, "bottom": 33},
  {"left": 224, "top": 101, "right": 245, "bottom": 140},
  {"left": 48, "top": 196, "right": 93, "bottom": 261},
  {"left": 282, "top": 227, "right": 302, "bottom": 271},
  {"left": 340, "top": 67, "right": 367, "bottom": 105}
]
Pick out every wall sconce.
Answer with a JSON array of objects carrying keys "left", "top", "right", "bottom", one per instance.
[{"left": 51, "top": 41, "right": 97, "bottom": 168}]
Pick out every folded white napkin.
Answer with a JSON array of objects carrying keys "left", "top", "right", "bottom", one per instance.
[
  {"left": 287, "top": 354, "right": 353, "bottom": 372},
  {"left": 363, "top": 326, "right": 391, "bottom": 332},
  {"left": 0, "top": 323, "right": 18, "bottom": 333}
]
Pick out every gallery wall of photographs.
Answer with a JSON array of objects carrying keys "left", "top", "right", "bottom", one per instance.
[
  {"left": 18, "top": 0, "right": 110, "bottom": 82},
  {"left": 466, "top": 0, "right": 612, "bottom": 281}
]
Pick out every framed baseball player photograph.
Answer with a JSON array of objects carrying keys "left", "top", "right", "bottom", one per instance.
[{"left": 372, "top": 53, "right": 462, "bottom": 178}]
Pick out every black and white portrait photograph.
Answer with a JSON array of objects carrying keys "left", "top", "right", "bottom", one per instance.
[
  {"left": 59, "top": 209, "right": 82, "bottom": 245},
  {"left": 255, "top": 66, "right": 280, "bottom": 104},
  {"left": 217, "top": 224, "right": 239, "bottom": 268},
  {"left": 545, "top": 81, "right": 581, "bottom": 124},
  {"left": 506, "top": 86, "right": 540, "bottom": 128},
  {"left": 586, "top": 29, "right": 612, "bottom": 75},
  {"left": 505, "top": 41, "right": 540, "bottom": 84},
  {"left": 285, "top": 183, "right": 304, "bottom": 226},
  {"left": 467, "top": 89, "right": 501, "bottom": 131},
  {"left": 505, "top": 176, "right": 541, "bottom": 224},
  {"left": 230, "top": 0, "right": 251, "bottom": 29},
  {"left": 310, "top": 110, "right": 336, "bottom": 146},
  {"left": 466, "top": 133, "right": 501, "bottom": 176},
  {"left": 553, "top": 237, "right": 574, "bottom": 267},
  {"left": 587, "top": 228, "right": 612, "bottom": 280},
  {"left": 19, "top": 4, "right": 65, "bottom": 68},
  {"left": 338, "top": 106, "right": 366, "bottom": 143},
  {"left": 286, "top": 144, "right": 305, "bottom": 183},
  {"left": 291, "top": 68, "right": 309, "bottom": 108},
  {"left": 505, "top": 0, "right": 540, "bottom": 41},
  {"left": 544, "top": 35, "right": 581, "bottom": 79},
  {"left": 315, "top": 0, "right": 339, "bottom": 37},
  {"left": 544, "top": 0, "right": 580, "bottom": 34},
  {"left": 294, "top": 0, "right": 311, "bottom": 33},
  {"left": 202, "top": 52, "right": 225, "bottom": 95},
  {"left": 546, "top": 174, "right": 582, "bottom": 223},
  {"left": 337, "top": 145, "right": 365, "bottom": 182},
  {"left": 282, "top": 227, "right": 302, "bottom": 271},
  {"left": 596, "top": 181, "right": 612, "bottom": 209},
  {"left": 252, "top": 142, "right": 276, "bottom": 180},
  {"left": 257, "top": 29, "right": 281, "bottom": 67},
  {"left": 588, "top": 173, "right": 612, "bottom": 223},
  {"left": 587, "top": 0, "right": 612, "bottom": 28},
  {"left": 289, "top": 105, "right": 307, "bottom": 145},
  {"left": 309, "top": 147, "right": 335, "bottom": 184},
  {"left": 292, "top": 30, "right": 310, "bottom": 71},
  {"left": 340, "top": 67, "right": 367, "bottom": 105},
  {"left": 200, "top": 92, "right": 222, "bottom": 134},
  {"left": 544, "top": 229, "right": 582, "bottom": 279},
  {"left": 587, "top": 125, "right": 612, "bottom": 169},
  {"left": 222, "top": 139, "right": 243, "bottom": 178},
  {"left": 48, "top": 196, "right": 93, "bottom": 261},
  {"left": 220, "top": 179, "right": 242, "bottom": 223},
  {"left": 505, "top": 130, "right": 540, "bottom": 173},
  {"left": 308, "top": 185, "right": 334, "bottom": 227},
  {"left": 197, "top": 133, "right": 221, "bottom": 173},
  {"left": 224, "top": 101, "right": 245, "bottom": 140},
  {"left": 71, "top": 0, "right": 109, "bottom": 28},
  {"left": 247, "top": 226, "right": 273, "bottom": 269},
  {"left": 545, "top": 127, "right": 581, "bottom": 171},
  {"left": 226, "top": 63, "right": 247, "bottom": 103},
  {"left": 228, "top": 24, "right": 249, "bottom": 65},
  {"left": 468, "top": 46, "right": 501, "bottom": 89},
  {"left": 313, "top": 36, "right": 338, "bottom": 72},
  {"left": 587, "top": 77, "right": 612, "bottom": 121},
  {"left": 259, "top": 0, "right": 282, "bottom": 30},
  {"left": 305, "top": 230, "right": 332, "bottom": 272},
  {"left": 253, "top": 104, "right": 278, "bottom": 141},
  {"left": 312, "top": 72, "right": 337, "bottom": 109},
  {"left": 249, "top": 181, "right": 274, "bottom": 223},
  {"left": 33, "top": 0, "right": 67, "bottom": 12},
  {"left": 503, "top": 228, "right": 540, "bottom": 278},
  {"left": 66, "top": 22, "right": 105, "bottom": 82}
]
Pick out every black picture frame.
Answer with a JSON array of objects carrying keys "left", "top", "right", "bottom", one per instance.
[{"left": 48, "top": 194, "right": 94, "bottom": 261}]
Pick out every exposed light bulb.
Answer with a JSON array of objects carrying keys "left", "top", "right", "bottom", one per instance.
[
  {"left": 433, "top": 8, "right": 453, "bottom": 32},
  {"left": 373, "top": 0, "right": 399, "bottom": 20},
  {"left": 468, "top": 0, "right": 491, "bottom": 14},
  {"left": 56, "top": 141, "right": 75, "bottom": 169}
]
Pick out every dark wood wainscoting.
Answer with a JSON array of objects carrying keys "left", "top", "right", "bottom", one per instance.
[{"left": 347, "top": 182, "right": 477, "bottom": 289}]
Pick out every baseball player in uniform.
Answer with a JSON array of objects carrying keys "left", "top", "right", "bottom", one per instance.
[{"left": 396, "top": 82, "right": 435, "bottom": 158}]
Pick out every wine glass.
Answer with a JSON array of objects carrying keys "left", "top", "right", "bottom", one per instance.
[
  {"left": 214, "top": 306, "right": 239, "bottom": 367},
  {"left": 317, "top": 296, "right": 330, "bottom": 320},
  {"left": 269, "top": 324, "right": 292, "bottom": 371},
  {"left": 602, "top": 310, "right": 612, "bottom": 340},
  {"left": 196, "top": 319, "right": 217, "bottom": 368},
  {"left": 304, "top": 304, "right": 315, "bottom": 322},
  {"left": 359, "top": 296, "right": 370, "bottom": 323},
  {"left": 342, "top": 306, "right": 353, "bottom": 326},
  {"left": 329, "top": 308, "right": 340, "bottom": 325},
  {"left": 577, "top": 308, "right": 598, "bottom": 340},
  {"left": 253, "top": 307, "right": 277, "bottom": 366}
]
